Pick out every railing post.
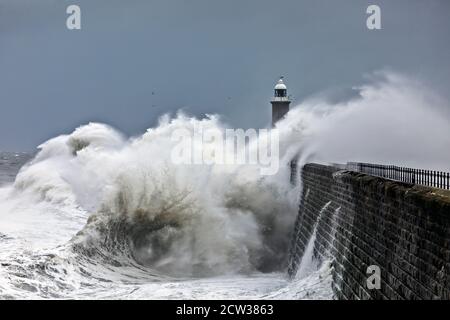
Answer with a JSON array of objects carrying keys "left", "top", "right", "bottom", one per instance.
[
  {"left": 433, "top": 171, "right": 436, "bottom": 187},
  {"left": 438, "top": 171, "right": 441, "bottom": 188},
  {"left": 430, "top": 170, "right": 433, "bottom": 187},
  {"left": 447, "top": 172, "right": 450, "bottom": 189},
  {"left": 447, "top": 172, "right": 450, "bottom": 190},
  {"left": 438, "top": 171, "right": 441, "bottom": 187},
  {"left": 436, "top": 171, "right": 438, "bottom": 188}
]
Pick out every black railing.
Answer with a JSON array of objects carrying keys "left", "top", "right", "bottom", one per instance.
[{"left": 346, "top": 162, "right": 450, "bottom": 190}]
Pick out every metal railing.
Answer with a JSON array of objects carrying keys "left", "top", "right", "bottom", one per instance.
[{"left": 346, "top": 162, "right": 450, "bottom": 190}]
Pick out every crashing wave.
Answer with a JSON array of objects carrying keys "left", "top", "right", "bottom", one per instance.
[{"left": 2, "top": 71, "right": 449, "bottom": 290}]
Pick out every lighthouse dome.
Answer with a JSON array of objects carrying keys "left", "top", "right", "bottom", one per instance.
[{"left": 274, "top": 78, "right": 287, "bottom": 90}]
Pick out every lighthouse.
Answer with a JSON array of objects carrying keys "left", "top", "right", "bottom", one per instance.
[{"left": 271, "top": 77, "right": 291, "bottom": 127}]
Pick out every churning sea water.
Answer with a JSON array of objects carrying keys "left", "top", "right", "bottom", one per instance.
[{"left": 0, "top": 152, "right": 32, "bottom": 186}]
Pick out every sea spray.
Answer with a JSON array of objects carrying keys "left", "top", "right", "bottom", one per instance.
[
  {"left": 277, "top": 71, "right": 450, "bottom": 172},
  {"left": 10, "top": 116, "right": 297, "bottom": 277},
  {"left": 295, "top": 201, "right": 331, "bottom": 279}
]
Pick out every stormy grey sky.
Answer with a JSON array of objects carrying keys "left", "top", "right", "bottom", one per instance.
[{"left": 0, "top": 0, "right": 449, "bottom": 150}]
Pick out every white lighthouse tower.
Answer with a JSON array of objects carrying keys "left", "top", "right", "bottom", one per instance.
[{"left": 271, "top": 77, "right": 291, "bottom": 127}]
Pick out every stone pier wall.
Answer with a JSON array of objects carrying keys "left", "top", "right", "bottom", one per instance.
[{"left": 288, "top": 163, "right": 450, "bottom": 300}]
